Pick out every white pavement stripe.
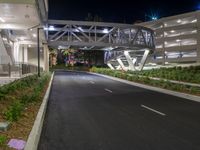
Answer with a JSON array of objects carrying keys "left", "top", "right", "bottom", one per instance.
[
  {"left": 89, "top": 81, "right": 95, "bottom": 84},
  {"left": 105, "top": 88, "right": 113, "bottom": 93},
  {"left": 141, "top": 105, "right": 166, "bottom": 116}
]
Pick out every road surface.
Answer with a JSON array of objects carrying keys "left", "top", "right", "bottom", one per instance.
[{"left": 38, "top": 71, "right": 200, "bottom": 150}]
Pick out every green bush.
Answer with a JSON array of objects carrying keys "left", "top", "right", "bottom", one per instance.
[
  {"left": 126, "top": 75, "right": 133, "bottom": 81},
  {"left": 0, "top": 93, "right": 6, "bottom": 101},
  {"left": 90, "top": 67, "right": 200, "bottom": 96},
  {"left": 0, "top": 135, "right": 7, "bottom": 146},
  {"left": 4, "top": 101, "right": 24, "bottom": 122},
  {"left": 3, "top": 73, "right": 51, "bottom": 122},
  {"left": 189, "top": 86, "right": 200, "bottom": 94}
]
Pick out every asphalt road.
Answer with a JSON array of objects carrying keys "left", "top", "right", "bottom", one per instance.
[{"left": 38, "top": 71, "right": 200, "bottom": 150}]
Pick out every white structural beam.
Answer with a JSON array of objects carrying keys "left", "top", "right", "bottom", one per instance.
[
  {"left": 124, "top": 51, "right": 136, "bottom": 71},
  {"left": 138, "top": 49, "right": 150, "bottom": 71},
  {"left": 117, "top": 58, "right": 127, "bottom": 71},
  {"left": 107, "top": 63, "right": 115, "bottom": 70}
]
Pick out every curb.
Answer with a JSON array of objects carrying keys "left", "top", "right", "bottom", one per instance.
[
  {"left": 90, "top": 72, "right": 200, "bottom": 103},
  {"left": 24, "top": 72, "right": 54, "bottom": 150}
]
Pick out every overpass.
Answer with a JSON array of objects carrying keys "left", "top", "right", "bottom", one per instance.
[{"left": 46, "top": 20, "right": 155, "bottom": 71}]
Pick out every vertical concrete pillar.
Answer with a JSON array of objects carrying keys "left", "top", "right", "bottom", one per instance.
[
  {"left": 43, "top": 44, "right": 49, "bottom": 72},
  {"left": 14, "top": 42, "right": 20, "bottom": 63},
  {"left": 24, "top": 45, "right": 28, "bottom": 63},
  {"left": 18, "top": 44, "right": 23, "bottom": 62},
  {"left": 162, "top": 22, "right": 166, "bottom": 65}
]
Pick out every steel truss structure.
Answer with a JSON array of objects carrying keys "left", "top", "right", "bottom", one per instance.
[{"left": 47, "top": 20, "right": 155, "bottom": 71}]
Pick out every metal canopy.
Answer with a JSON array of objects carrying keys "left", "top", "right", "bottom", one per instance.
[{"left": 46, "top": 20, "right": 155, "bottom": 71}]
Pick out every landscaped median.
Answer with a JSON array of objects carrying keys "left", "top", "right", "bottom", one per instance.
[
  {"left": 0, "top": 73, "right": 51, "bottom": 149},
  {"left": 90, "top": 67, "right": 200, "bottom": 96}
]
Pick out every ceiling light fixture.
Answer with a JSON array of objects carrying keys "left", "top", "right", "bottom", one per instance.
[
  {"left": 191, "top": 19, "right": 197, "bottom": 23},
  {"left": 32, "top": 34, "right": 37, "bottom": 37},
  {"left": 177, "top": 19, "right": 181, "bottom": 23},
  {"left": 103, "top": 28, "right": 109, "bottom": 33}
]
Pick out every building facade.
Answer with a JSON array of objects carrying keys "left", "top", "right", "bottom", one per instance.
[
  {"left": 0, "top": 0, "right": 49, "bottom": 76},
  {"left": 139, "top": 11, "right": 200, "bottom": 66}
]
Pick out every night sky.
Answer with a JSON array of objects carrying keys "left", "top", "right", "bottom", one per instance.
[{"left": 49, "top": 0, "right": 199, "bottom": 24}]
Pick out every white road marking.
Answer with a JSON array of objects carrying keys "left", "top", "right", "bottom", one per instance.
[
  {"left": 89, "top": 81, "right": 95, "bottom": 84},
  {"left": 105, "top": 88, "right": 113, "bottom": 93},
  {"left": 141, "top": 105, "right": 166, "bottom": 116}
]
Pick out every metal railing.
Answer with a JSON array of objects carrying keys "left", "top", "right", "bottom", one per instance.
[{"left": 0, "top": 63, "right": 43, "bottom": 77}]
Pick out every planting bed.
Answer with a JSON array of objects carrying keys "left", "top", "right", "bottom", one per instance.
[{"left": 0, "top": 73, "right": 51, "bottom": 149}]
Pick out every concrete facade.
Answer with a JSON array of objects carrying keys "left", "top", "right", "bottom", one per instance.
[{"left": 139, "top": 11, "right": 200, "bottom": 66}]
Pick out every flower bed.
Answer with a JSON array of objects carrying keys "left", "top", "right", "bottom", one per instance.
[
  {"left": 0, "top": 73, "right": 51, "bottom": 149},
  {"left": 90, "top": 67, "right": 200, "bottom": 96}
]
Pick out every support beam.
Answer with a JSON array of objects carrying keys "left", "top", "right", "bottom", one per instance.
[
  {"left": 124, "top": 51, "right": 136, "bottom": 71},
  {"left": 50, "top": 25, "right": 68, "bottom": 40},
  {"left": 138, "top": 49, "right": 150, "bottom": 71},
  {"left": 107, "top": 63, "right": 115, "bottom": 70},
  {"left": 117, "top": 58, "right": 126, "bottom": 71}
]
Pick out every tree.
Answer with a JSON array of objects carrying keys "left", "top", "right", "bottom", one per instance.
[{"left": 49, "top": 48, "right": 57, "bottom": 67}]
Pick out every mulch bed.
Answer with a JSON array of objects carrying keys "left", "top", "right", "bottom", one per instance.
[{"left": 0, "top": 80, "right": 49, "bottom": 150}]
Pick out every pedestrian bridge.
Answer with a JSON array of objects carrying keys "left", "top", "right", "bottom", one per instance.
[{"left": 47, "top": 20, "right": 155, "bottom": 71}]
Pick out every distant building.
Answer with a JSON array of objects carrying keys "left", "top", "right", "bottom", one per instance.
[{"left": 139, "top": 11, "right": 200, "bottom": 66}]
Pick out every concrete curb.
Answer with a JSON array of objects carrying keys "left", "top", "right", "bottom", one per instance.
[
  {"left": 24, "top": 72, "right": 54, "bottom": 150},
  {"left": 90, "top": 72, "right": 200, "bottom": 103}
]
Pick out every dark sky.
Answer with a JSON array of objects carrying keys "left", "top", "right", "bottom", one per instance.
[{"left": 48, "top": 0, "right": 199, "bottom": 24}]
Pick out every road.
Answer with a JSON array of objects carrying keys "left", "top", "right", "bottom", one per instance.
[{"left": 38, "top": 71, "right": 200, "bottom": 150}]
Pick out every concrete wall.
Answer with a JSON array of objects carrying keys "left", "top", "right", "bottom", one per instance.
[{"left": 28, "top": 47, "right": 44, "bottom": 68}]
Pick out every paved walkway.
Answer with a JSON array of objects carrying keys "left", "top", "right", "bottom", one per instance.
[{"left": 38, "top": 71, "right": 200, "bottom": 150}]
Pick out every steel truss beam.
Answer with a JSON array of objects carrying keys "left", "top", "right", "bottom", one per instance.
[{"left": 47, "top": 19, "right": 155, "bottom": 71}]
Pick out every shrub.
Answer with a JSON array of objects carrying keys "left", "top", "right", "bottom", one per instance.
[
  {"left": 0, "top": 93, "right": 6, "bottom": 101},
  {"left": 4, "top": 101, "right": 24, "bottom": 122},
  {"left": 126, "top": 75, "right": 133, "bottom": 81},
  {"left": 90, "top": 67, "right": 200, "bottom": 95},
  {"left": 189, "top": 86, "right": 200, "bottom": 94},
  {"left": 0, "top": 135, "right": 7, "bottom": 146}
]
